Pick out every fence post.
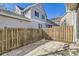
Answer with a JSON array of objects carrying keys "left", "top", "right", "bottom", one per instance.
[
  {"left": 0, "top": 29, "right": 4, "bottom": 54},
  {"left": 6, "top": 28, "right": 8, "bottom": 52},
  {"left": 11, "top": 28, "right": 13, "bottom": 49},
  {"left": 1, "top": 29, "right": 3, "bottom": 54},
  {"left": 17, "top": 28, "right": 19, "bottom": 48}
]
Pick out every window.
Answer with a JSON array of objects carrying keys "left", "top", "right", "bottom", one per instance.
[
  {"left": 41, "top": 24, "right": 42, "bottom": 28},
  {"left": 64, "top": 19, "right": 66, "bottom": 26},
  {"left": 35, "top": 11, "right": 39, "bottom": 17},
  {"left": 46, "top": 24, "right": 48, "bottom": 28},
  {"left": 38, "top": 24, "right": 40, "bottom": 29},
  {"left": 38, "top": 24, "right": 42, "bottom": 29},
  {"left": 42, "top": 15, "right": 45, "bottom": 19}
]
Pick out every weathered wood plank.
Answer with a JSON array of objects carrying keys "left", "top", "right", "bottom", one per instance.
[{"left": 42, "top": 26, "right": 73, "bottom": 42}]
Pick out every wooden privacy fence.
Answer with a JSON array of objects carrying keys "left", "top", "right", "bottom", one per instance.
[
  {"left": 0, "top": 28, "right": 43, "bottom": 54},
  {"left": 0, "top": 26, "right": 73, "bottom": 55},
  {"left": 42, "top": 26, "right": 73, "bottom": 43}
]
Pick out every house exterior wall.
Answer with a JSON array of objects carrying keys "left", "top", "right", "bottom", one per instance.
[
  {"left": 24, "top": 9, "right": 32, "bottom": 19},
  {"left": 0, "top": 15, "right": 46, "bottom": 29},
  {"left": 0, "top": 15, "right": 31, "bottom": 28},
  {"left": 15, "top": 6, "right": 22, "bottom": 15},
  {"left": 76, "top": 7, "right": 79, "bottom": 42},
  {"left": 24, "top": 4, "right": 47, "bottom": 28},
  {"left": 24, "top": 9, "right": 47, "bottom": 28},
  {"left": 31, "top": 21, "right": 46, "bottom": 29},
  {"left": 65, "top": 12, "right": 72, "bottom": 25},
  {"left": 23, "top": 4, "right": 47, "bottom": 21},
  {"left": 60, "top": 11, "right": 74, "bottom": 26},
  {"left": 31, "top": 4, "right": 47, "bottom": 22},
  {"left": 31, "top": 4, "right": 47, "bottom": 28}
]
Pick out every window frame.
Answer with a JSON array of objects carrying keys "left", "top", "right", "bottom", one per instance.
[
  {"left": 42, "top": 15, "right": 45, "bottom": 19},
  {"left": 35, "top": 11, "right": 39, "bottom": 17}
]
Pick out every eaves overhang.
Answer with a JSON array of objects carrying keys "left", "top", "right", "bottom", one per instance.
[
  {"left": 0, "top": 9, "right": 31, "bottom": 22},
  {"left": 66, "top": 3, "right": 78, "bottom": 11}
]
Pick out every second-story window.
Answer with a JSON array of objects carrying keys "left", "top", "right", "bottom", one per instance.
[
  {"left": 35, "top": 11, "right": 39, "bottom": 17},
  {"left": 42, "top": 15, "right": 45, "bottom": 19}
]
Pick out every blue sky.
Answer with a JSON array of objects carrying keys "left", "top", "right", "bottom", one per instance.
[{"left": 3, "top": 3, "right": 66, "bottom": 19}]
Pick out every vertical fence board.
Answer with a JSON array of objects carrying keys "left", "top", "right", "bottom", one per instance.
[
  {"left": 0, "top": 29, "right": 2, "bottom": 54},
  {"left": 42, "top": 26, "right": 73, "bottom": 42}
]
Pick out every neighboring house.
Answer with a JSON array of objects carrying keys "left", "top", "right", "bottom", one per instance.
[
  {"left": 47, "top": 19, "right": 59, "bottom": 27},
  {"left": 0, "top": 3, "right": 52, "bottom": 29},
  {"left": 0, "top": 9, "right": 31, "bottom": 28},
  {"left": 55, "top": 13, "right": 70, "bottom": 26},
  {"left": 14, "top": 5, "right": 23, "bottom": 15},
  {"left": 50, "top": 13, "right": 73, "bottom": 26},
  {"left": 15, "top": 3, "right": 52, "bottom": 29},
  {"left": 50, "top": 17, "right": 62, "bottom": 26},
  {"left": 59, "top": 8, "right": 76, "bottom": 26}
]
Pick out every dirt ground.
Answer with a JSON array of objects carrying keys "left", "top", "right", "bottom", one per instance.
[{"left": 1, "top": 39, "right": 79, "bottom": 56}]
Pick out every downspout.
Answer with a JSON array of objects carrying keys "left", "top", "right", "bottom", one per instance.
[{"left": 72, "top": 10, "right": 77, "bottom": 42}]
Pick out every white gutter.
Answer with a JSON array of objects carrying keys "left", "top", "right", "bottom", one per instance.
[{"left": 31, "top": 19, "right": 53, "bottom": 25}]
